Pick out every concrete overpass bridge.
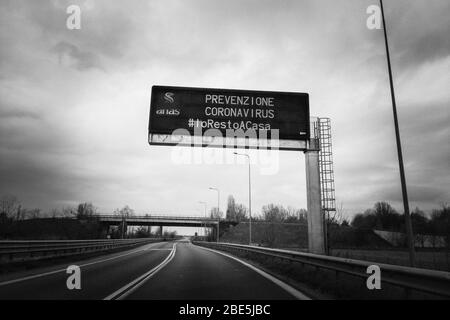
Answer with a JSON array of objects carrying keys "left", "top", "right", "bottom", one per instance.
[
  {"left": 93, "top": 214, "right": 221, "bottom": 227},
  {"left": 90, "top": 214, "right": 236, "bottom": 239}
]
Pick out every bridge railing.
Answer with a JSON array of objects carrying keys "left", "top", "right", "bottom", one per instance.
[
  {"left": 193, "top": 241, "right": 450, "bottom": 299},
  {"left": 0, "top": 238, "right": 164, "bottom": 264},
  {"left": 92, "top": 214, "right": 221, "bottom": 222}
]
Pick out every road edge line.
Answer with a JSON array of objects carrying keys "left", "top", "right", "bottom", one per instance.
[{"left": 195, "top": 244, "right": 311, "bottom": 300}]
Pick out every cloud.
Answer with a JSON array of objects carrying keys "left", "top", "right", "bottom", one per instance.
[
  {"left": 0, "top": 107, "right": 40, "bottom": 120},
  {"left": 388, "top": 0, "right": 450, "bottom": 71},
  {"left": 0, "top": 0, "right": 448, "bottom": 220},
  {"left": 375, "top": 183, "right": 448, "bottom": 206},
  {"left": 52, "top": 41, "right": 103, "bottom": 71}
]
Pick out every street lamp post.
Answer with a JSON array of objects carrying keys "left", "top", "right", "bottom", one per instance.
[
  {"left": 379, "top": 0, "right": 416, "bottom": 267},
  {"left": 198, "top": 201, "right": 207, "bottom": 239},
  {"left": 209, "top": 187, "right": 220, "bottom": 243},
  {"left": 234, "top": 152, "right": 252, "bottom": 245}
]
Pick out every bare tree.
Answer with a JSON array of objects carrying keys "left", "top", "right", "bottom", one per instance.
[
  {"left": 0, "top": 195, "right": 21, "bottom": 219},
  {"left": 226, "top": 195, "right": 247, "bottom": 221},
  {"left": 62, "top": 206, "right": 77, "bottom": 217},
  {"left": 114, "top": 205, "right": 135, "bottom": 218},
  {"left": 260, "top": 204, "right": 282, "bottom": 246},
  {"left": 209, "top": 207, "right": 223, "bottom": 219},
  {"left": 26, "top": 208, "right": 41, "bottom": 219},
  {"left": 234, "top": 204, "right": 247, "bottom": 221},
  {"left": 77, "top": 202, "right": 96, "bottom": 219},
  {"left": 50, "top": 208, "right": 59, "bottom": 218},
  {"left": 262, "top": 204, "right": 287, "bottom": 222},
  {"left": 328, "top": 202, "right": 345, "bottom": 225},
  {"left": 226, "top": 195, "right": 236, "bottom": 220}
]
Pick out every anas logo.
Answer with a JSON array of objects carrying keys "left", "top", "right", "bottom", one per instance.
[
  {"left": 164, "top": 92, "right": 175, "bottom": 103},
  {"left": 156, "top": 108, "right": 180, "bottom": 116}
]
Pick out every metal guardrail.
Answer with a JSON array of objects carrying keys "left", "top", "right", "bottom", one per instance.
[
  {"left": 0, "top": 238, "right": 164, "bottom": 264},
  {"left": 194, "top": 241, "right": 450, "bottom": 299}
]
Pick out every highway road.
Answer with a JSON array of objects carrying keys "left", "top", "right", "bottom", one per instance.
[{"left": 0, "top": 240, "right": 309, "bottom": 300}]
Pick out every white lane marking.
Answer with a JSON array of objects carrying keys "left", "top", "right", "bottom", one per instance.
[
  {"left": 0, "top": 242, "right": 164, "bottom": 287},
  {"left": 196, "top": 244, "right": 311, "bottom": 300},
  {"left": 104, "top": 243, "right": 177, "bottom": 300}
]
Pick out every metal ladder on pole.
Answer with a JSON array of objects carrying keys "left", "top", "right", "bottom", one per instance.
[{"left": 317, "top": 118, "right": 336, "bottom": 254}]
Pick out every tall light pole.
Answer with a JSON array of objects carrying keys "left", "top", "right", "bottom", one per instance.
[
  {"left": 209, "top": 187, "right": 220, "bottom": 243},
  {"left": 380, "top": 0, "right": 416, "bottom": 267},
  {"left": 198, "top": 201, "right": 207, "bottom": 239},
  {"left": 234, "top": 152, "right": 252, "bottom": 245}
]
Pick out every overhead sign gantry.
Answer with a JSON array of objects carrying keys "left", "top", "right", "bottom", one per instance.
[
  {"left": 148, "top": 85, "right": 326, "bottom": 254},
  {"left": 149, "top": 85, "right": 310, "bottom": 150}
]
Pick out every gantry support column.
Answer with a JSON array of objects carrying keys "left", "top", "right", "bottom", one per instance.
[{"left": 305, "top": 149, "right": 325, "bottom": 254}]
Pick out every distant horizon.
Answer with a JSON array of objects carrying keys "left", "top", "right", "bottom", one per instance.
[{"left": 3, "top": 195, "right": 446, "bottom": 219}]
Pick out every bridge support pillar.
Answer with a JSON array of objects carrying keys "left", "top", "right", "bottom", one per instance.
[
  {"left": 159, "top": 225, "right": 163, "bottom": 237},
  {"left": 211, "top": 225, "right": 218, "bottom": 242},
  {"left": 103, "top": 225, "right": 110, "bottom": 237},
  {"left": 305, "top": 150, "right": 325, "bottom": 254},
  {"left": 121, "top": 220, "right": 128, "bottom": 239}
]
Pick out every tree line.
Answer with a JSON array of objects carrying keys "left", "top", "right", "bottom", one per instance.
[
  {"left": 218, "top": 195, "right": 449, "bottom": 235},
  {"left": 349, "top": 202, "right": 449, "bottom": 237},
  {"left": 208, "top": 195, "right": 307, "bottom": 224},
  {"left": 2, "top": 193, "right": 447, "bottom": 241},
  {"left": 0, "top": 195, "right": 177, "bottom": 240}
]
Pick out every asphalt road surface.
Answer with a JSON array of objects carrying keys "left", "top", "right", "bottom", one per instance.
[{"left": 0, "top": 240, "right": 309, "bottom": 300}]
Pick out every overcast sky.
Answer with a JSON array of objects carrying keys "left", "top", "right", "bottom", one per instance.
[{"left": 0, "top": 0, "right": 449, "bottom": 222}]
